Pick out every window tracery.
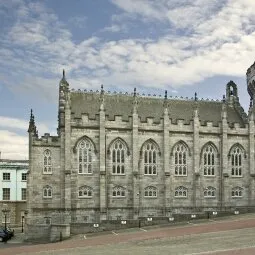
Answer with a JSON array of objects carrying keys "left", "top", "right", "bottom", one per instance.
[
  {"left": 231, "top": 187, "right": 243, "bottom": 197},
  {"left": 144, "top": 142, "right": 158, "bottom": 175},
  {"left": 43, "top": 149, "right": 52, "bottom": 174},
  {"left": 204, "top": 186, "right": 216, "bottom": 198},
  {"left": 78, "top": 139, "right": 93, "bottom": 174},
  {"left": 43, "top": 185, "right": 52, "bottom": 198},
  {"left": 173, "top": 143, "right": 187, "bottom": 176},
  {"left": 111, "top": 139, "right": 126, "bottom": 174},
  {"left": 112, "top": 186, "right": 125, "bottom": 197},
  {"left": 230, "top": 146, "right": 242, "bottom": 176},
  {"left": 144, "top": 186, "right": 157, "bottom": 197},
  {"left": 78, "top": 186, "right": 93, "bottom": 198},
  {"left": 202, "top": 144, "right": 216, "bottom": 176},
  {"left": 174, "top": 186, "right": 188, "bottom": 197}
]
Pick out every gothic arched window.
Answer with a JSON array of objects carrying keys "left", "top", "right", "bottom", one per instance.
[
  {"left": 173, "top": 142, "right": 188, "bottom": 176},
  {"left": 78, "top": 186, "right": 93, "bottom": 198},
  {"left": 144, "top": 186, "right": 157, "bottom": 197},
  {"left": 43, "top": 185, "right": 52, "bottom": 198},
  {"left": 112, "top": 186, "right": 125, "bottom": 197},
  {"left": 202, "top": 144, "right": 216, "bottom": 176},
  {"left": 231, "top": 187, "right": 243, "bottom": 197},
  {"left": 204, "top": 186, "right": 216, "bottom": 198},
  {"left": 78, "top": 139, "right": 93, "bottom": 174},
  {"left": 111, "top": 139, "right": 126, "bottom": 174},
  {"left": 43, "top": 149, "right": 52, "bottom": 174},
  {"left": 174, "top": 186, "right": 188, "bottom": 198},
  {"left": 230, "top": 146, "right": 243, "bottom": 176},
  {"left": 143, "top": 141, "right": 158, "bottom": 175}
]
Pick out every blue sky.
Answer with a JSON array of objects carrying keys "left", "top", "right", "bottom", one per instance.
[{"left": 0, "top": 0, "right": 255, "bottom": 159}]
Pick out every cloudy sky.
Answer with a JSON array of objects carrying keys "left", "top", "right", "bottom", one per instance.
[{"left": 0, "top": 0, "right": 254, "bottom": 159}]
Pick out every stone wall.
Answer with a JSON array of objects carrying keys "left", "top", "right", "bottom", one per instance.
[{"left": 0, "top": 201, "right": 26, "bottom": 226}]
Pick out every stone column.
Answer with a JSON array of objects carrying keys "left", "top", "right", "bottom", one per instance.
[
  {"left": 193, "top": 105, "right": 200, "bottom": 209},
  {"left": 163, "top": 105, "right": 170, "bottom": 215},
  {"left": 64, "top": 96, "right": 71, "bottom": 212},
  {"left": 132, "top": 111, "right": 139, "bottom": 219},
  {"left": 248, "top": 111, "right": 255, "bottom": 206},
  {"left": 221, "top": 101, "right": 228, "bottom": 209},
  {"left": 99, "top": 102, "right": 107, "bottom": 220},
  {"left": 132, "top": 89, "right": 139, "bottom": 219}
]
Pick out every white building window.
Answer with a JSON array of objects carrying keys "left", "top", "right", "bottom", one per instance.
[
  {"left": 144, "top": 142, "right": 158, "bottom": 175},
  {"left": 144, "top": 186, "right": 157, "bottom": 197},
  {"left": 173, "top": 143, "right": 188, "bottom": 176},
  {"left": 112, "top": 139, "right": 126, "bottom": 175},
  {"left": 3, "top": 172, "right": 10, "bottom": 181},
  {"left": 2, "top": 188, "right": 10, "bottom": 200},
  {"left": 204, "top": 186, "right": 216, "bottom": 198},
  {"left": 21, "top": 173, "right": 27, "bottom": 181},
  {"left": 78, "top": 139, "right": 93, "bottom": 174},
  {"left": 203, "top": 144, "right": 216, "bottom": 176},
  {"left": 175, "top": 186, "right": 188, "bottom": 197},
  {"left": 21, "top": 188, "right": 26, "bottom": 200},
  {"left": 78, "top": 186, "right": 93, "bottom": 198},
  {"left": 232, "top": 187, "right": 243, "bottom": 197},
  {"left": 112, "top": 186, "right": 125, "bottom": 197},
  {"left": 43, "top": 186, "right": 52, "bottom": 198},
  {"left": 230, "top": 146, "right": 242, "bottom": 176},
  {"left": 43, "top": 149, "right": 52, "bottom": 174}
]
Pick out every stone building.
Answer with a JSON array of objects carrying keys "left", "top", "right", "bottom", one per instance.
[
  {"left": 0, "top": 159, "right": 28, "bottom": 225},
  {"left": 26, "top": 62, "right": 255, "bottom": 239}
]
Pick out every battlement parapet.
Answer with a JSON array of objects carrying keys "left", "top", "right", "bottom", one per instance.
[
  {"left": 33, "top": 134, "right": 60, "bottom": 146},
  {"left": 70, "top": 87, "right": 221, "bottom": 102}
]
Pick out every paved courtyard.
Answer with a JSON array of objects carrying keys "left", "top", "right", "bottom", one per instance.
[{"left": 2, "top": 214, "right": 255, "bottom": 255}]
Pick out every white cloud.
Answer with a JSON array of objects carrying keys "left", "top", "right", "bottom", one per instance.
[
  {"left": 111, "top": 0, "right": 166, "bottom": 21},
  {"left": 0, "top": 116, "right": 53, "bottom": 136},
  {"left": 0, "top": 130, "right": 28, "bottom": 160},
  {"left": 68, "top": 16, "right": 87, "bottom": 28},
  {"left": 100, "top": 24, "right": 128, "bottom": 33},
  {"left": 1, "top": 0, "right": 255, "bottom": 95}
]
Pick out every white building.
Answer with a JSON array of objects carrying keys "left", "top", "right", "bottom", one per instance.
[{"left": 0, "top": 159, "right": 28, "bottom": 225}]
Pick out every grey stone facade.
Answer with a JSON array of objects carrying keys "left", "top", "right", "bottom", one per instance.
[{"left": 26, "top": 63, "right": 255, "bottom": 241}]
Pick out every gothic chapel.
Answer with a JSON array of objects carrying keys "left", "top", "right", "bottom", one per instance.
[{"left": 26, "top": 62, "right": 255, "bottom": 240}]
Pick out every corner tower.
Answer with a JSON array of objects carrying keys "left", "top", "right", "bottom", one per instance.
[
  {"left": 247, "top": 62, "right": 255, "bottom": 102},
  {"left": 58, "top": 69, "right": 69, "bottom": 134}
]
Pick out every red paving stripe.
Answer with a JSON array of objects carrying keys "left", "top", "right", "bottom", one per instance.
[
  {"left": 1, "top": 218, "right": 255, "bottom": 255},
  {"left": 190, "top": 246, "right": 255, "bottom": 255}
]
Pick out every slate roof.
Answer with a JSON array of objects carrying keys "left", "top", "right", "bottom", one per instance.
[{"left": 70, "top": 92, "right": 247, "bottom": 127}]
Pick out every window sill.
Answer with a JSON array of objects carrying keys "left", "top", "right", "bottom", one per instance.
[
  {"left": 231, "top": 175, "right": 243, "bottom": 178},
  {"left": 174, "top": 196, "right": 188, "bottom": 199},
  {"left": 78, "top": 173, "right": 93, "bottom": 175},
  {"left": 78, "top": 197, "right": 93, "bottom": 199},
  {"left": 144, "top": 196, "right": 157, "bottom": 198},
  {"left": 43, "top": 173, "right": 53, "bottom": 175},
  {"left": 2, "top": 180, "right": 11, "bottom": 182},
  {"left": 43, "top": 197, "right": 52, "bottom": 199},
  {"left": 203, "top": 175, "right": 215, "bottom": 177},
  {"left": 204, "top": 196, "right": 216, "bottom": 199},
  {"left": 174, "top": 175, "right": 187, "bottom": 177},
  {"left": 112, "top": 196, "right": 125, "bottom": 198},
  {"left": 112, "top": 174, "right": 126, "bottom": 176},
  {"left": 231, "top": 196, "right": 242, "bottom": 198}
]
